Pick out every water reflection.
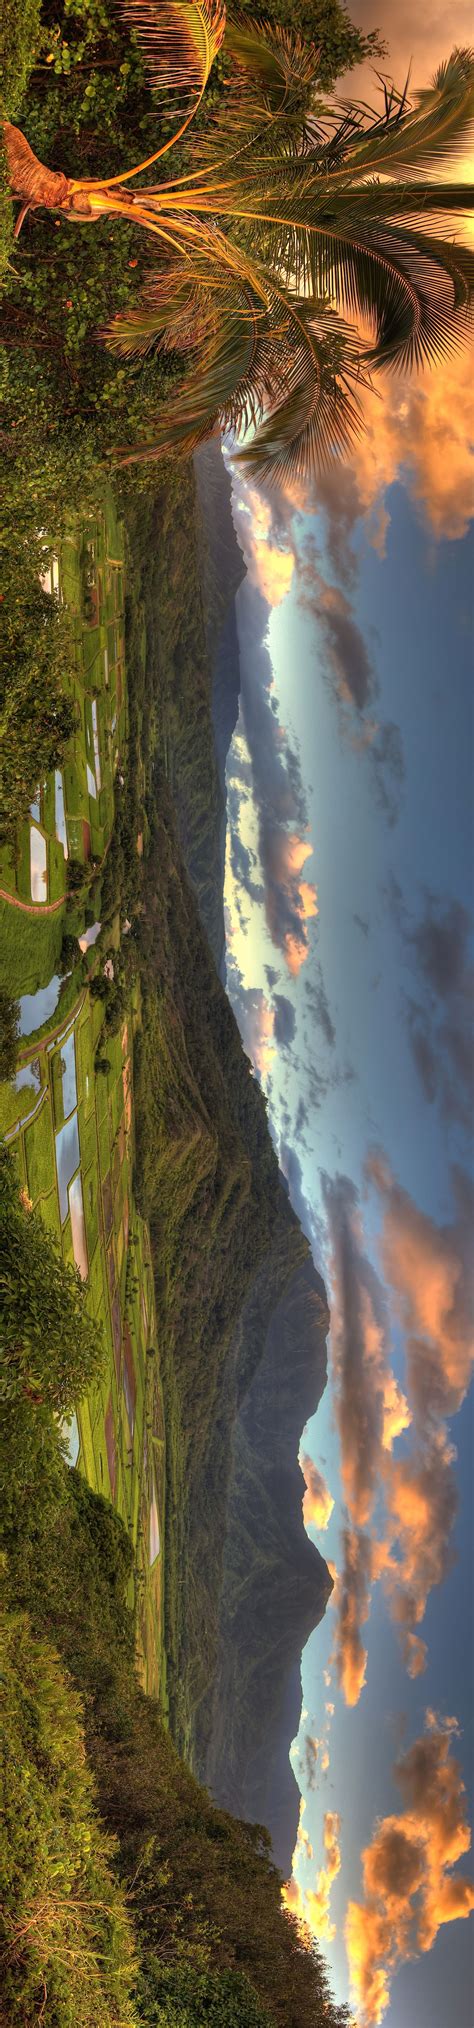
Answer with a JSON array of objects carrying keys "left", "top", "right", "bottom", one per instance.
[
  {"left": 69, "top": 1171, "right": 88, "bottom": 1280},
  {"left": 149, "top": 1482, "right": 160, "bottom": 1564},
  {"left": 78, "top": 921, "right": 101, "bottom": 953},
  {"left": 91, "top": 698, "right": 101, "bottom": 791},
  {"left": 60, "top": 1412, "right": 80, "bottom": 1467},
  {"left": 55, "top": 1112, "right": 80, "bottom": 1223},
  {"left": 15, "top": 1061, "right": 41, "bottom": 1094},
  {"left": 30, "top": 824, "right": 47, "bottom": 902},
  {"left": 19, "top": 977, "right": 62, "bottom": 1036},
  {"left": 60, "top": 1030, "right": 77, "bottom": 1118},
  {"left": 54, "top": 770, "right": 68, "bottom": 858}
]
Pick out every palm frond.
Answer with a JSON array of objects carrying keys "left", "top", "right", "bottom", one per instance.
[
  {"left": 188, "top": 163, "right": 473, "bottom": 373},
  {"left": 117, "top": 0, "right": 226, "bottom": 119},
  {"left": 225, "top": 17, "right": 321, "bottom": 115},
  {"left": 327, "top": 46, "right": 474, "bottom": 175},
  {"left": 234, "top": 307, "right": 366, "bottom": 486},
  {"left": 113, "top": 269, "right": 263, "bottom": 461},
  {"left": 100, "top": 25, "right": 473, "bottom": 479}
]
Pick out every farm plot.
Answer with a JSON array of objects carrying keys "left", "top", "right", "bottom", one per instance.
[
  {"left": 0, "top": 490, "right": 127, "bottom": 941},
  {"left": 5, "top": 990, "right": 165, "bottom": 1698}
]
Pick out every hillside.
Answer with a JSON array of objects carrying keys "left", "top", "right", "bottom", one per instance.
[
  {"left": 129, "top": 692, "right": 314, "bottom": 1741},
  {"left": 198, "top": 1257, "right": 332, "bottom": 1877},
  {"left": 139, "top": 449, "right": 333, "bottom": 1811}
]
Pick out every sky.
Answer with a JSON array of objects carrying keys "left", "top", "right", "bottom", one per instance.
[{"left": 221, "top": 7, "right": 474, "bottom": 2023}]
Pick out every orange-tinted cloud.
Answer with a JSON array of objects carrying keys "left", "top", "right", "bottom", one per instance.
[
  {"left": 381, "top": 1370, "right": 411, "bottom": 1450},
  {"left": 223, "top": 975, "right": 275, "bottom": 1079},
  {"left": 368, "top": 1155, "right": 474, "bottom": 1428},
  {"left": 300, "top": 1450, "right": 335, "bottom": 1532},
  {"left": 302, "top": 1733, "right": 321, "bottom": 1792},
  {"left": 322, "top": 1173, "right": 392, "bottom": 1529},
  {"left": 283, "top": 1804, "right": 341, "bottom": 1945},
  {"left": 232, "top": 479, "right": 295, "bottom": 606},
  {"left": 264, "top": 830, "right": 318, "bottom": 975},
  {"left": 332, "top": 1526, "right": 373, "bottom": 1706},
  {"left": 306, "top": 1812, "right": 342, "bottom": 1943},
  {"left": 351, "top": 348, "right": 474, "bottom": 551},
  {"left": 344, "top": 1, "right": 474, "bottom": 105},
  {"left": 323, "top": 1160, "right": 473, "bottom": 1701},
  {"left": 346, "top": 1711, "right": 474, "bottom": 2025}
]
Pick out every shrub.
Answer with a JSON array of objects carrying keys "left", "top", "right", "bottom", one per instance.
[
  {"left": 0, "top": 1603, "right": 138, "bottom": 2028},
  {"left": 0, "top": 539, "right": 78, "bottom": 841},
  {"left": 0, "top": 987, "right": 19, "bottom": 1079},
  {"left": 0, "top": 1148, "right": 104, "bottom": 1515}
]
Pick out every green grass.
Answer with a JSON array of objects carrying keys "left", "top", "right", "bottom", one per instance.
[
  {"left": 0, "top": 893, "right": 65, "bottom": 998},
  {"left": 24, "top": 1102, "right": 57, "bottom": 1205}
]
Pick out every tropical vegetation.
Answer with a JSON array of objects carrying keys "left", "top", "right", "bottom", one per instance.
[{"left": 3, "top": 6, "right": 473, "bottom": 484}]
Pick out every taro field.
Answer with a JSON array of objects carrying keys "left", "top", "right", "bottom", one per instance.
[{"left": 0, "top": 495, "right": 165, "bottom": 1703}]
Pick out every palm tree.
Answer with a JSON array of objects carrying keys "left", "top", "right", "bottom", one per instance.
[{"left": 3, "top": 5, "right": 473, "bottom": 483}]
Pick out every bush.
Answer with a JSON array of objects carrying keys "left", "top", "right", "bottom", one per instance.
[
  {"left": 0, "top": 1148, "right": 104, "bottom": 1515},
  {"left": 0, "top": 537, "right": 78, "bottom": 841},
  {"left": 0, "top": 987, "right": 19, "bottom": 1078},
  {"left": 0, "top": 1603, "right": 138, "bottom": 2028},
  {"left": 0, "top": 0, "right": 40, "bottom": 118}
]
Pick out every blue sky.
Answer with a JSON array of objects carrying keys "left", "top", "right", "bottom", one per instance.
[{"left": 222, "top": 297, "right": 473, "bottom": 2020}]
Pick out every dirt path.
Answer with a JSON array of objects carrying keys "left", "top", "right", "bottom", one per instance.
[{"left": 0, "top": 886, "right": 64, "bottom": 917}]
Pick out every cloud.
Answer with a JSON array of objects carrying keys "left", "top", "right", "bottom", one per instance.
[
  {"left": 294, "top": 1094, "right": 310, "bottom": 1144},
  {"left": 272, "top": 993, "right": 297, "bottom": 1050},
  {"left": 298, "top": 543, "right": 376, "bottom": 712},
  {"left": 346, "top": 1710, "right": 474, "bottom": 2026},
  {"left": 228, "top": 823, "right": 264, "bottom": 908},
  {"left": 305, "top": 1812, "right": 342, "bottom": 1943},
  {"left": 322, "top": 1172, "right": 394, "bottom": 1528},
  {"left": 262, "top": 826, "right": 318, "bottom": 976},
  {"left": 279, "top": 1139, "right": 324, "bottom": 1256},
  {"left": 295, "top": 541, "right": 404, "bottom": 823},
  {"left": 300, "top": 1451, "right": 335, "bottom": 1532},
  {"left": 313, "top": 346, "right": 474, "bottom": 558},
  {"left": 368, "top": 720, "right": 405, "bottom": 828},
  {"left": 223, "top": 961, "right": 275, "bottom": 1080},
  {"left": 368, "top": 1153, "right": 474, "bottom": 1426},
  {"left": 399, "top": 896, "right": 474, "bottom": 1133},
  {"left": 283, "top": 1805, "right": 341, "bottom": 1946},
  {"left": 231, "top": 477, "right": 295, "bottom": 606},
  {"left": 322, "top": 1158, "right": 473, "bottom": 1699},
  {"left": 303, "top": 1734, "right": 321, "bottom": 1792},
  {"left": 332, "top": 1525, "right": 374, "bottom": 1706},
  {"left": 229, "top": 580, "right": 318, "bottom": 974},
  {"left": 305, "top": 966, "right": 336, "bottom": 1049},
  {"left": 344, "top": 0, "right": 474, "bottom": 113},
  {"left": 382, "top": 1427, "right": 458, "bottom": 1654}
]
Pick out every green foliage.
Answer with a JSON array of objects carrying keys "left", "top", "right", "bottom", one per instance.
[
  {"left": 0, "top": 0, "right": 40, "bottom": 117},
  {"left": 0, "top": 0, "right": 386, "bottom": 487},
  {"left": 2, "top": 1446, "right": 351, "bottom": 2028},
  {"left": 0, "top": 890, "right": 65, "bottom": 997},
  {"left": 0, "top": 1603, "right": 138, "bottom": 2028},
  {"left": 0, "top": 0, "right": 40, "bottom": 283},
  {"left": 0, "top": 1147, "right": 103, "bottom": 1514},
  {"left": 0, "top": 526, "right": 78, "bottom": 840},
  {"left": 0, "top": 986, "right": 19, "bottom": 1077},
  {"left": 140, "top": 1962, "right": 274, "bottom": 2025},
  {"left": 237, "top": 0, "right": 383, "bottom": 83}
]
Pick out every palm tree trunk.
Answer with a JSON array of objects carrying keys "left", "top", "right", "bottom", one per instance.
[{"left": 3, "top": 123, "right": 72, "bottom": 212}]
